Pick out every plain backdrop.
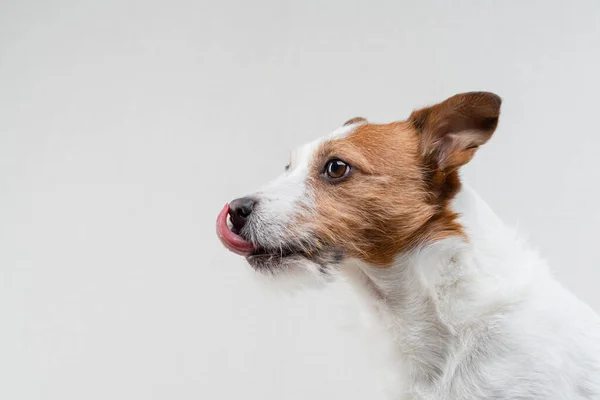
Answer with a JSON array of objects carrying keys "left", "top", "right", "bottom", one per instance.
[{"left": 1, "top": 1, "right": 599, "bottom": 399}]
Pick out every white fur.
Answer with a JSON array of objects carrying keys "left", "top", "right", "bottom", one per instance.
[{"left": 342, "top": 185, "right": 600, "bottom": 399}]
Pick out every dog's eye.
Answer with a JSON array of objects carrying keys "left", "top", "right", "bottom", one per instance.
[
  {"left": 285, "top": 164, "right": 290, "bottom": 171},
  {"left": 325, "top": 159, "right": 350, "bottom": 180}
]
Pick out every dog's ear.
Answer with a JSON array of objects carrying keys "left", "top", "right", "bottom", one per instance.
[
  {"left": 409, "top": 92, "right": 501, "bottom": 172},
  {"left": 343, "top": 117, "right": 367, "bottom": 126}
]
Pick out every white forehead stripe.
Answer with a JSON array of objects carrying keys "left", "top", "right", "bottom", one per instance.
[
  {"left": 289, "top": 122, "right": 363, "bottom": 171},
  {"left": 327, "top": 121, "right": 365, "bottom": 140}
]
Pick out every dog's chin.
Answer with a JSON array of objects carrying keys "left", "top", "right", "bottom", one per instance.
[
  {"left": 244, "top": 245, "right": 343, "bottom": 278},
  {"left": 246, "top": 252, "right": 307, "bottom": 273},
  {"left": 245, "top": 248, "right": 343, "bottom": 293}
]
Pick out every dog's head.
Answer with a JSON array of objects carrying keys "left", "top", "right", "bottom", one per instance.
[{"left": 217, "top": 92, "right": 501, "bottom": 274}]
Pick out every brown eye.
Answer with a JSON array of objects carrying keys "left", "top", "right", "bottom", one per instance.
[{"left": 325, "top": 159, "right": 350, "bottom": 180}]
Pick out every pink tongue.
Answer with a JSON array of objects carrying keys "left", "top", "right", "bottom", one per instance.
[{"left": 216, "top": 204, "right": 257, "bottom": 256}]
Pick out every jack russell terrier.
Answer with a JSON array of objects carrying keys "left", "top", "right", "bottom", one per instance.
[{"left": 216, "top": 92, "right": 600, "bottom": 399}]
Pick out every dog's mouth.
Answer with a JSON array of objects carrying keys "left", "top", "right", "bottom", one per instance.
[
  {"left": 216, "top": 204, "right": 258, "bottom": 256},
  {"left": 216, "top": 204, "right": 336, "bottom": 272}
]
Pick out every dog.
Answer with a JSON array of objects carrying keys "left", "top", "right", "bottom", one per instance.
[{"left": 216, "top": 92, "right": 600, "bottom": 399}]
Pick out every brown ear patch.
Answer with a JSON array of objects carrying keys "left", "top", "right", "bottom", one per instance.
[
  {"left": 343, "top": 117, "right": 367, "bottom": 126},
  {"left": 410, "top": 91, "right": 501, "bottom": 171}
]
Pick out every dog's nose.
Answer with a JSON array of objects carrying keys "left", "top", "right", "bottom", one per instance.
[{"left": 228, "top": 197, "right": 256, "bottom": 233}]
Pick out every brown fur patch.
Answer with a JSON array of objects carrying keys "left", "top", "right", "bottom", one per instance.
[
  {"left": 305, "top": 122, "right": 462, "bottom": 266},
  {"left": 304, "top": 92, "right": 500, "bottom": 267}
]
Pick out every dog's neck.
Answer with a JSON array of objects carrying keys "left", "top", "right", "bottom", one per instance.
[{"left": 341, "top": 185, "right": 537, "bottom": 393}]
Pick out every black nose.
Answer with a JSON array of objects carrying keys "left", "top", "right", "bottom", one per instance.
[{"left": 228, "top": 197, "right": 256, "bottom": 233}]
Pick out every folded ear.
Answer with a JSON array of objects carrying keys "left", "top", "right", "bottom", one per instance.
[
  {"left": 409, "top": 92, "right": 501, "bottom": 172},
  {"left": 343, "top": 117, "right": 367, "bottom": 126}
]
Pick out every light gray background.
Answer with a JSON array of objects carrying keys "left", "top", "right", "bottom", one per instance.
[{"left": 1, "top": 1, "right": 599, "bottom": 399}]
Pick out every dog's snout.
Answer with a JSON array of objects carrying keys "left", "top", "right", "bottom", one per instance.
[{"left": 228, "top": 197, "right": 256, "bottom": 233}]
